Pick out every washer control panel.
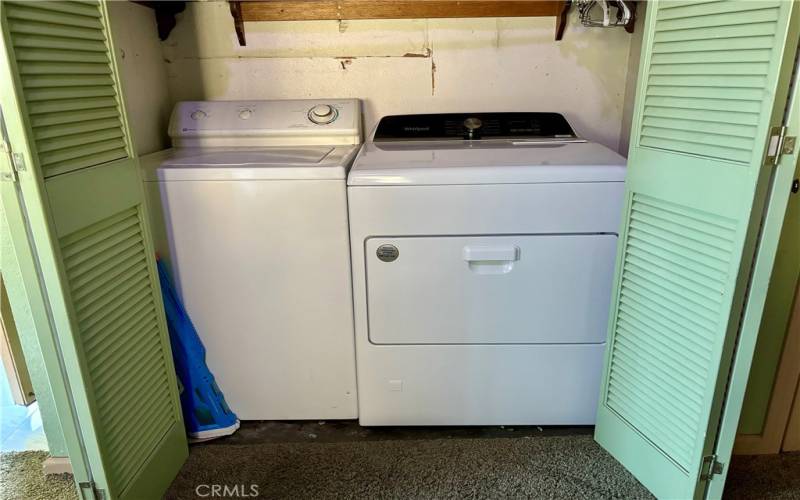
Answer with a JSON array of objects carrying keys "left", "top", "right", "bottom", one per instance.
[
  {"left": 169, "top": 99, "right": 361, "bottom": 147},
  {"left": 308, "top": 104, "right": 338, "bottom": 125}
]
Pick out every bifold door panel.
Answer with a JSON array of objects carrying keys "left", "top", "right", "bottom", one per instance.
[{"left": 366, "top": 234, "right": 617, "bottom": 345}]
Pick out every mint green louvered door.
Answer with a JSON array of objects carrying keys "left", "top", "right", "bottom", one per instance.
[
  {"left": 0, "top": 1, "right": 187, "bottom": 499},
  {"left": 595, "top": 1, "right": 799, "bottom": 499}
]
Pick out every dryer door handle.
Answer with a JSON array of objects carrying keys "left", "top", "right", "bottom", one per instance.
[{"left": 462, "top": 246, "right": 520, "bottom": 262}]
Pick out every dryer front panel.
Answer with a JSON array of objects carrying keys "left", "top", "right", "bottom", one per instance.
[{"left": 365, "top": 234, "right": 617, "bottom": 345}]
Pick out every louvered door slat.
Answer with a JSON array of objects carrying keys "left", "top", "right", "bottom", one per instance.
[
  {"left": 94, "top": 341, "right": 162, "bottom": 404},
  {"left": 5, "top": 0, "right": 128, "bottom": 178},
  {"left": 111, "top": 400, "right": 173, "bottom": 483},
  {"left": 39, "top": 136, "right": 126, "bottom": 165},
  {"left": 645, "top": 95, "right": 762, "bottom": 113},
  {"left": 69, "top": 243, "right": 144, "bottom": 296},
  {"left": 25, "top": 86, "right": 117, "bottom": 102},
  {"left": 649, "top": 62, "right": 770, "bottom": 76},
  {"left": 15, "top": 0, "right": 103, "bottom": 18},
  {"left": 608, "top": 366, "right": 700, "bottom": 431},
  {"left": 11, "top": 33, "right": 108, "bottom": 52},
  {"left": 657, "top": 0, "right": 779, "bottom": 19},
  {"left": 9, "top": 20, "right": 106, "bottom": 41},
  {"left": 7, "top": 1, "right": 102, "bottom": 19},
  {"left": 75, "top": 270, "right": 149, "bottom": 320},
  {"left": 612, "top": 321, "right": 707, "bottom": 390},
  {"left": 653, "top": 21, "right": 777, "bottom": 43},
  {"left": 88, "top": 313, "right": 159, "bottom": 384},
  {"left": 79, "top": 279, "right": 151, "bottom": 336},
  {"left": 30, "top": 106, "right": 120, "bottom": 127},
  {"left": 638, "top": 0, "right": 784, "bottom": 164},
  {"left": 653, "top": 35, "right": 776, "bottom": 53},
  {"left": 23, "top": 75, "right": 116, "bottom": 89},
  {"left": 66, "top": 231, "right": 141, "bottom": 277},
  {"left": 28, "top": 96, "right": 118, "bottom": 115},
  {"left": 656, "top": 7, "right": 779, "bottom": 30},
  {"left": 16, "top": 47, "right": 109, "bottom": 63},
  {"left": 5, "top": 5, "right": 104, "bottom": 31},
  {"left": 650, "top": 49, "right": 772, "bottom": 64},
  {"left": 60, "top": 205, "right": 178, "bottom": 494},
  {"left": 107, "top": 392, "right": 171, "bottom": 463},
  {"left": 19, "top": 62, "right": 111, "bottom": 75},
  {"left": 35, "top": 117, "right": 123, "bottom": 141},
  {"left": 642, "top": 117, "right": 755, "bottom": 138},
  {"left": 85, "top": 308, "right": 156, "bottom": 362},
  {"left": 59, "top": 206, "right": 137, "bottom": 254},
  {"left": 83, "top": 294, "right": 153, "bottom": 349},
  {"left": 38, "top": 127, "right": 123, "bottom": 152}
]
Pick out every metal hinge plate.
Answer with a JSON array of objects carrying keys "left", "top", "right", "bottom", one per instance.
[
  {"left": 0, "top": 142, "right": 16, "bottom": 182},
  {"left": 767, "top": 126, "right": 796, "bottom": 165},
  {"left": 700, "top": 454, "right": 724, "bottom": 481},
  {"left": 79, "top": 481, "right": 105, "bottom": 500}
]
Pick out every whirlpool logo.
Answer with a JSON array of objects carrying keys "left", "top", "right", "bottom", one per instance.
[{"left": 195, "top": 484, "right": 260, "bottom": 498}]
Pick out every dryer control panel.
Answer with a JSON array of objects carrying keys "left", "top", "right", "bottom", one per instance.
[
  {"left": 169, "top": 99, "right": 362, "bottom": 147},
  {"left": 373, "top": 112, "right": 576, "bottom": 141}
]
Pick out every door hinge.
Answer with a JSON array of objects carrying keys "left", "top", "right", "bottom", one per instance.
[
  {"left": 700, "top": 454, "right": 724, "bottom": 481},
  {"left": 767, "top": 126, "right": 796, "bottom": 166},
  {"left": 79, "top": 481, "right": 105, "bottom": 500},
  {"left": 0, "top": 142, "right": 16, "bottom": 182}
]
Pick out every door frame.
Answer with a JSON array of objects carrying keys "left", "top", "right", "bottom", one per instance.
[
  {"left": 735, "top": 274, "right": 800, "bottom": 454},
  {"left": 0, "top": 126, "right": 94, "bottom": 496},
  {"left": 0, "top": 275, "right": 35, "bottom": 406},
  {"left": 706, "top": 22, "right": 800, "bottom": 496}
]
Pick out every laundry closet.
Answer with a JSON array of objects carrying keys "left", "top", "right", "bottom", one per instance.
[{"left": 0, "top": 1, "right": 798, "bottom": 500}]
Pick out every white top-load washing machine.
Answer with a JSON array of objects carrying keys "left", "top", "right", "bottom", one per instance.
[
  {"left": 348, "top": 113, "right": 626, "bottom": 425},
  {"left": 141, "top": 99, "right": 361, "bottom": 420}
]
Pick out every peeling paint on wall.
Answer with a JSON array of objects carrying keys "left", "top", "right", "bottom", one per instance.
[{"left": 431, "top": 57, "right": 437, "bottom": 97}]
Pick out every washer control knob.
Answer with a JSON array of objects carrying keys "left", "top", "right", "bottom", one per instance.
[
  {"left": 239, "top": 109, "right": 253, "bottom": 119},
  {"left": 308, "top": 104, "right": 337, "bottom": 124},
  {"left": 190, "top": 110, "right": 207, "bottom": 120},
  {"left": 463, "top": 117, "right": 482, "bottom": 140}
]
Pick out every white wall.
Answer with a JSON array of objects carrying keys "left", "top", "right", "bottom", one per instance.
[
  {"left": 108, "top": 1, "right": 172, "bottom": 156},
  {"left": 161, "top": 3, "right": 639, "bottom": 153}
]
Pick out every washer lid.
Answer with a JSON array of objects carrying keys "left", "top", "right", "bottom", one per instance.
[
  {"left": 348, "top": 140, "right": 626, "bottom": 186},
  {"left": 142, "top": 145, "right": 359, "bottom": 181}
]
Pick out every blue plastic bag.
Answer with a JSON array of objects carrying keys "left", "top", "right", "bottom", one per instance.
[{"left": 157, "top": 260, "right": 239, "bottom": 441}]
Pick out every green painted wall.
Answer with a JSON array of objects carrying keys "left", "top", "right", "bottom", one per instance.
[
  {"left": 739, "top": 157, "right": 800, "bottom": 435},
  {"left": 0, "top": 203, "right": 68, "bottom": 457}
]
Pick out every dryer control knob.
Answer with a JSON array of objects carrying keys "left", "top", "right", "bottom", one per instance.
[
  {"left": 308, "top": 104, "right": 337, "bottom": 124},
  {"left": 190, "top": 110, "right": 207, "bottom": 120},
  {"left": 239, "top": 109, "right": 253, "bottom": 119}
]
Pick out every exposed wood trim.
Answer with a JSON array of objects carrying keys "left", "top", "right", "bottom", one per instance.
[
  {"left": 784, "top": 376, "right": 800, "bottom": 451},
  {"left": 240, "top": 1, "right": 564, "bottom": 21},
  {"left": 782, "top": 288, "right": 800, "bottom": 452},
  {"left": 734, "top": 280, "right": 800, "bottom": 455},
  {"left": 231, "top": 1, "right": 570, "bottom": 46},
  {"left": 0, "top": 277, "right": 35, "bottom": 406}
]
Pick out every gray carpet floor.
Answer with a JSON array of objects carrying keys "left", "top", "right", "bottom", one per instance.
[
  {"left": 725, "top": 452, "right": 800, "bottom": 499},
  {"left": 0, "top": 451, "right": 77, "bottom": 500},
  {"left": 2, "top": 433, "right": 799, "bottom": 499},
  {"left": 166, "top": 434, "right": 653, "bottom": 499}
]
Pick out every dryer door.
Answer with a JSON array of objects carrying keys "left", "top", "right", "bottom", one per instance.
[{"left": 365, "top": 234, "right": 617, "bottom": 345}]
